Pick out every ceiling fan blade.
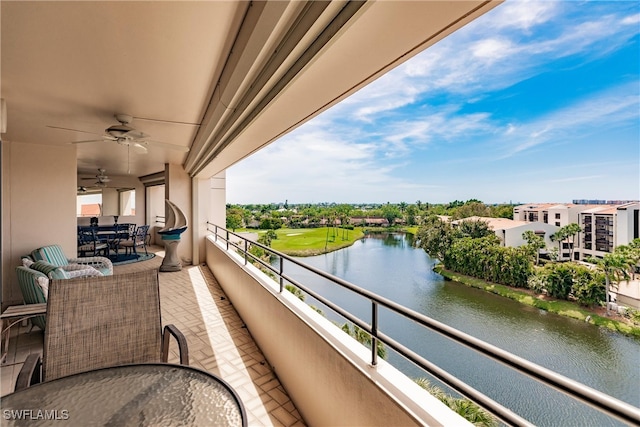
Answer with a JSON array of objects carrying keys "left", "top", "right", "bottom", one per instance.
[
  {"left": 47, "top": 125, "right": 102, "bottom": 136},
  {"left": 144, "top": 139, "right": 190, "bottom": 152},
  {"left": 69, "top": 139, "right": 105, "bottom": 145},
  {"left": 132, "top": 142, "right": 149, "bottom": 154},
  {"left": 126, "top": 130, "right": 148, "bottom": 139}
]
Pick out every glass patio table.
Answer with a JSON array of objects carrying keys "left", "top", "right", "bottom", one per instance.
[{"left": 2, "top": 363, "right": 247, "bottom": 426}]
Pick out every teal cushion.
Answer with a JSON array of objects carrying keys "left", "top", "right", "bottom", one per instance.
[
  {"left": 31, "top": 245, "right": 68, "bottom": 267},
  {"left": 30, "top": 260, "right": 69, "bottom": 280}
]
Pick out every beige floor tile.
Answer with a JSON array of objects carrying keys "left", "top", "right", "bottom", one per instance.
[{"left": 1, "top": 246, "right": 306, "bottom": 426}]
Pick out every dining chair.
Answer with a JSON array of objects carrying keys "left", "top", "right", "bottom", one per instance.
[
  {"left": 77, "top": 228, "right": 109, "bottom": 257},
  {"left": 16, "top": 268, "right": 189, "bottom": 389},
  {"left": 120, "top": 224, "right": 150, "bottom": 256}
]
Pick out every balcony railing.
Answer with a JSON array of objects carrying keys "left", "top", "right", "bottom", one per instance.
[{"left": 206, "top": 223, "right": 640, "bottom": 426}]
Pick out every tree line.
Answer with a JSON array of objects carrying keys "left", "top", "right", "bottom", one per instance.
[
  {"left": 416, "top": 215, "right": 640, "bottom": 316},
  {"left": 226, "top": 199, "right": 516, "bottom": 231}
]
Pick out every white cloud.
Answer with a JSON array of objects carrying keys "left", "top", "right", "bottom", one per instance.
[
  {"left": 340, "top": 0, "right": 638, "bottom": 123},
  {"left": 226, "top": 125, "right": 439, "bottom": 203},
  {"left": 622, "top": 13, "right": 640, "bottom": 25},
  {"left": 227, "top": 1, "right": 640, "bottom": 204},
  {"left": 503, "top": 82, "right": 639, "bottom": 157},
  {"left": 471, "top": 38, "right": 516, "bottom": 62},
  {"left": 485, "top": 0, "right": 558, "bottom": 31}
]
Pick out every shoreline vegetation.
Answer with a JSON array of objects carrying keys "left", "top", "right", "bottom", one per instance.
[
  {"left": 247, "top": 227, "right": 640, "bottom": 338},
  {"left": 434, "top": 265, "right": 640, "bottom": 338}
]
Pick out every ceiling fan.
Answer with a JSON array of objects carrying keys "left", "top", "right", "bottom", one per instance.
[
  {"left": 80, "top": 168, "right": 111, "bottom": 187},
  {"left": 49, "top": 113, "right": 190, "bottom": 153}
]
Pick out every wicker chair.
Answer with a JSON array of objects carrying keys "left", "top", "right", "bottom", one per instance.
[{"left": 16, "top": 269, "right": 188, "bottom": 390}]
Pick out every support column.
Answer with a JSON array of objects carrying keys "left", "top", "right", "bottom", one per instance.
[
  {"left": 191, "top": 171, "right": 226, "bottom": 266},
  {"left": 164, "top": 163, "right": 192, "bottom": 265}
]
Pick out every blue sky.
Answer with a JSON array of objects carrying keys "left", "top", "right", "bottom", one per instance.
[{"left": 227, "top": 0, "right": 639, "bottom": 205}]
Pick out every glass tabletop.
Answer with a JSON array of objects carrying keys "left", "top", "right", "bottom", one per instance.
[{"left": 2, "top": 363, "right": 246, "bottom": 426}]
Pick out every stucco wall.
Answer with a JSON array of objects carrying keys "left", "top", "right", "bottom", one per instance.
[
  {"left": 2, "top": 141, "right": 77, "bottom": 307},
  {"left": 205, "top": 236, "right": 469, "bottom": 427}
]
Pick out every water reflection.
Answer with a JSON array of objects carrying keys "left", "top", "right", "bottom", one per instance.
[{"left": 285, "top": 233, "right": 640, "bottom": 426}]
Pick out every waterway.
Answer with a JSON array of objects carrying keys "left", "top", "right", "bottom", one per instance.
[{"left": 281, "top": 232, "right": 640, "bottom": 426}]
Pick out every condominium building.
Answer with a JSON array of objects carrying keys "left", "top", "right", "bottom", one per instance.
[
  {"left": 579, "top": 202, "right": 640, "bottom": 260},
  {"left": 515, "top": 202, "right": 640, "bottom": 260}
]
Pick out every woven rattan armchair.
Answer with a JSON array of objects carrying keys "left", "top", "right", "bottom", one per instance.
[{"left": 16, "top": 269, "right": 188, "bottom": 390}]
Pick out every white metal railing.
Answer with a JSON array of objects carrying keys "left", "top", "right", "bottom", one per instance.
[{"left": 207, "top": 223, "right": 640, "bottom": 426}]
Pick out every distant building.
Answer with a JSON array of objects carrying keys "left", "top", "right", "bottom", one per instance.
[
  {"left": 349, "top": 217, "right": 389, "bottom": 227},
  {"left": 515, "top": 202, "right": 640, "bottom": 260},
  {"left": 578, "top": 202, "right": 640, "bottom": 260},
  {"left": 80, "top": 203, "right": 101, "bottom": 217}
]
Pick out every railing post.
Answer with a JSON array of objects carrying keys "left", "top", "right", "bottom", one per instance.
[
  {"left": 371, "top": 301, "right": 378, "bottom": 366},
  {"left": 214, "top": 225, "right": 218, "bottom": 242},
  {"left": 279, "top": 257, "right": 284, "bottom": 293},
  {"left": 244, "top": 239, "right": 248, "bottom": 265},
  {"left": 226, "top": 229, "right": 229, "bottom": 250}
]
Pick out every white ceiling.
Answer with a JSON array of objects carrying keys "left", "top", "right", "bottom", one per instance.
[
  {"left": 2, "top": 1, "right": 246, "bottom": 177},
  {"left": 1, "top": 1, "right": 501, "bottom": 181}
]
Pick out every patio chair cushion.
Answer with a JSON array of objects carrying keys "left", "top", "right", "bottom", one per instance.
[
  {"left": 30, "top": 260, "right": 69, "bottom": 280},
  {"left": 30, "top": 244, "right": 113, "bottom": 276},
  {"left": 31, "top": 244, "right": 68, "bottom": 267},
  {"left": 15, "top": 266, "right": 48, "bottom": 330}
]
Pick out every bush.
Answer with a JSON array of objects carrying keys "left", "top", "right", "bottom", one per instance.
[{"left": 530, "top": 263, "right": 605, "bottom": 307}]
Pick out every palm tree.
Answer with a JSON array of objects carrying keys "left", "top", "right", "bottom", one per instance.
[
  {"left": 550, "top": 229, "right": 568, "bottom": 260},
  {"left": 413, "top": 378, "right": 497, "bottom": 427},
  {"left": 594, "top": 253, "right": 630, "bottom": 315},
  {"left": 564, "top": 223, "right": 582, "bottom": 260},
  {"left": 522, "top": 230, "right": 545, "bottom": 265}
]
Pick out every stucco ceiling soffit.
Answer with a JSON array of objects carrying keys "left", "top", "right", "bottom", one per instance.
[{"left": 187, "top": 1, "right": 366, "bottom": 178}]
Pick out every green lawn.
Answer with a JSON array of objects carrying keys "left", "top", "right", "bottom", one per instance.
[{"left": 256, "top": 227, "right": 365, "bottom": 256}]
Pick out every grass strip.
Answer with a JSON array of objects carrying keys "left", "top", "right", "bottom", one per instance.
[{"left": 434, "top": 265, "right": 640, "bottom": 338}]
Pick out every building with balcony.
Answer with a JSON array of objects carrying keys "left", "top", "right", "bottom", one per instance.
[
  {"left": 578, "top": 202, "right": 640, "bottom": 260},
  {"left": 515, "top": 202, "right": 640, "bottom": 260}
]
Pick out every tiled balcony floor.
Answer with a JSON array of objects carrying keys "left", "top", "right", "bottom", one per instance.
[{"left": 1, "top": 246, "right": 306, "bottom": 427}]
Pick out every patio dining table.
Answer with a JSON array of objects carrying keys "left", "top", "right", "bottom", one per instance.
[{"left": 2, "top": 363, "right": 247, "bottom": 426}]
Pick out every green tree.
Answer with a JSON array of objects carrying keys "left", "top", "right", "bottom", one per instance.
[
  {"left": 550, "top": 228, "right": 568, "bottom": 260},
  {"left": 381, "top": 203, "right": 401, "bottom": 226},
  {"left": 563, "top": 223, "right": 582, "bottom": 260},
  {"left": 413, "top": 378, "right": 497, "bottom": 427},
  {"left": 590, "top": 252, "right": 630, "bottom": 315},
  {"left": 416, "top": 215, "right": 453, "bottom": 262},
  {"left": 406, "top": 205, "right": 418, "bottom": 225},
  {"left": 454, "top": 219, "right": 493, "bottom": 239},
  {"left": 522, "top": 230, "right": 545, "bottom": 265},
  {"left": 226, "top": 210, "right": 243, "bottom": 231},
  {"left": 341, "top": 323, "right": 386, "bottom": 359},
  {"left": 452, "top": 201, "right": 490, "bottom": 220}
]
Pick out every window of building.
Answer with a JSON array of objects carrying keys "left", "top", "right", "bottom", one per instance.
[
  {"left": 77, "top": 193, "right": 102, "bottom": 217},
  {"left": 555, "top": 221, "right": 561, "bottom": 226},
  {"left": 119, "top": 189, "right": 136, "bottom": 216},
  {"left": 555, "top": 213, "right": 561, "bottom": 219}
]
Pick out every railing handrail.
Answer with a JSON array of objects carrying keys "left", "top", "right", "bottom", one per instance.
[{"left": 206, "top": 222, "right": 640, "bottom": 426}]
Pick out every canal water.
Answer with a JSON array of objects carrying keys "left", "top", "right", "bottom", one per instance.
[{"left": 282, "top": 232, "right": 640, "bottom": 426}]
